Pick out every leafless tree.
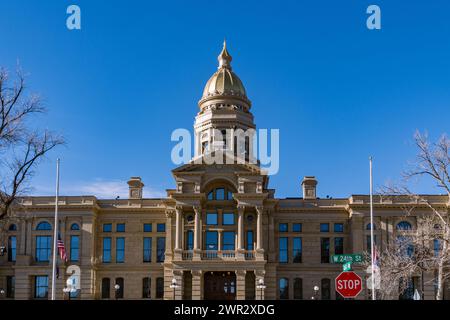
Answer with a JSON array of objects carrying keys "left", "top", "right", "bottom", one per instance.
[
  {"left": 370, "top": 131, "right": 450, "bottom": 300},
  {"left": 0, "top": 67, "right": 64, "bottom": 223}
]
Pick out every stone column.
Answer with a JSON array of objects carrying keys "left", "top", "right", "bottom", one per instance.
[
  {"left": 236, "top": 270, "right": 247, "bottom": 300},
  {"left": 175, "top": 207, "right": 182, "bottom": 250},
  {"left": 256, "top": 206, "right": 263, "bottom": 250},
  {"left": 237, "top": 206, "right": 244, "bottom": 250},
  {"left": 218, "top": 229, "right": 223, "bottom": 252},
  {"left": 165, "top": 210, "right": 174, "bottom": 262},
  {"left": 193, "top": 206, "right": 202, "bottom": 260},
  {"left": 191, "top": 270, "right": 203, "bottom": 300}
]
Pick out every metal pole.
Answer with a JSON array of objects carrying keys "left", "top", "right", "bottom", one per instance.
[
  {"left": 51, "top": 158, "right": 60, "bottom": 300},
  {"left": 369, "top": 157, "right": 376, "bottom": 300}
]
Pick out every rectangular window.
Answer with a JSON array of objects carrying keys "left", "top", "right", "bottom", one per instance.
[
  {"left": 366, "top": 235, "right": 377, "bottom": 253},
  {"left": 157, "top": 237, "right": 165, "bottom": 262},
  {"left": 156, "top": 277, "right": 164, "bottom": 299},
  {"left": 103, "top": 223, "right": 112, "bottom": 232},
  {"left": 35, "top": 236, "right": 52, "bottom": 262},
  {"left": 279, "top": 223, "right": 288, "bottom": 232},
  {"left": 334, "top": 223, "right": 344, "bottom": 233},
  {"left": 143, "top": 223, "right": 152, "bottom": 232},
  {"left": 293, "top": 223, "right": 302, "bottom": 232},
  {"left": 70, "top": 235, "right": 79, "bottom": 262},
  {"left": 102, "top": 237, "right": 111, "bottom": 263},
  {"left": 205, "top": 231, "right": 218, "bottom": 250},
  {"left": 143, "top": 278, "right": 151, "bottom": 299},
  {"left": 320, "top": 223, "right": 329, "bottom": 233},
  {"left": 116, "top": 223, "right": 126, "bottom": 232},
  {"left": 279, "top": 237, "right": 288, "bottom": 263},
  {"left": 6, "top": 276, "right": 15, "bottom": 298},
  {"left": 222, "top": 231, "right": 235, "bottom": 250},
  {"left": 246, "top": 230, "right": 254, "bottom": 251},
  {"left": 157, "top": 223, "right": 165, "bottom": 232},
  {"left": 321, "top": 238, "right": 330, "bottom": 263},
  {"left": 334, "top": 237, "right": 344, "bottom": 255},
  {"left": 34, "top": 276, "right": 48, "bottom": 299},
  {"left": 222, "top": 212, "right": 235, "bottom": 225},
  {"left": 186, "top": 230, "right": 194, "bottom": 250},
  {"left": 8, "top": 236, "right": 16, "bottom": 262},
  {"left": 143, "top": 237, "right": 152, "bottom": 262},
  {"left": 206, "top": 212, "right": 218, "bottom": 225},
  {"left": 293, "top": 237, "right": 302, "bottom": 263},
  {"left": 116, "top": 237, "right": 125, "bottom": 263}
]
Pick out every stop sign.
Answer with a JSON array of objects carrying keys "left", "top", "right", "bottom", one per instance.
[{"left": 335, "top": 271, "right": 363, "bottom": 298}]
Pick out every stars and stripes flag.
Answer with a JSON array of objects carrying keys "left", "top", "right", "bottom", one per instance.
[{"left": 57, "top": 233, "right": 68, "bottom": 262}]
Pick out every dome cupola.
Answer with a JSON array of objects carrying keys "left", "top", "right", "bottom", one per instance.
[{"left": 199, "top": 40, "right": 251, "bottom": 112}]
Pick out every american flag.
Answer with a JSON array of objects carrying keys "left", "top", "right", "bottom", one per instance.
[{"left": 57, "top": 233, "right": 68, "bottom": 262}]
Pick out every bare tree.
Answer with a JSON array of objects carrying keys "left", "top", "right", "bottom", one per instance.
[
  {"left": 0, "top": 67, "right": 64, "bottom": 222},
  {"left": 371, "top": 131, "right": 450, "bottom": 300}
]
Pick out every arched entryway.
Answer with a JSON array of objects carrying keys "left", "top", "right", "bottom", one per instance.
[{"left": 204, "top": 271, "right": 236, "bottom": 300}]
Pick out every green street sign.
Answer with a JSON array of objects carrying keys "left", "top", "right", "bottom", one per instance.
[
  {"left": 332, "top": 254, "right": 363, "bottom": 264},
  {"left": 343, "top": 262, "right": 352, "bottom": 271}
]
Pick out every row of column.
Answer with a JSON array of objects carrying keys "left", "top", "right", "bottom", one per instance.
[{"left": 173, "top": 205, "right": 264, "bottom": 251}]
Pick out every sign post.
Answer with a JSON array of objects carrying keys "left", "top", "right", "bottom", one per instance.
[{"left": 335, "top": 271, "right": 363, "bottom": 299}]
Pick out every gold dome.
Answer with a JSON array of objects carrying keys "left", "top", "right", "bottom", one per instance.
[{"left": 200, "top": 41, "right": 250, "bottom": 108}]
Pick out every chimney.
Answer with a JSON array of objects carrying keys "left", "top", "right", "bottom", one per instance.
[
  {"left": 127, "top": 177, "right": 144, "bottom": 199},
  {"left": 302, "top": 176, "right": 317, "bottom": 200}
]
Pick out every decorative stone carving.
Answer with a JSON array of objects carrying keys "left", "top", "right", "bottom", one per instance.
[
  {"left": 256, "top": 182, "right": 263, "bottom": 193},
  {"left": 238, "top": 181, "right": 244, "bottom": 193}
]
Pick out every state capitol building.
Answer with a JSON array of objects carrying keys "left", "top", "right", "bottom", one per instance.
[{"left": 0, "top": 42, "right": 448, "bottom": 300}]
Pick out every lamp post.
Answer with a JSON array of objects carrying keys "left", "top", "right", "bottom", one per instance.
[
  {"left": 114, "top": 284, "right": 120, "bottom": 300},
  {"left": 170, "top": 278, "right": 179, "bottom": 300},
  {"left": 0, "top": 246, "right": 6, "bottom": 256},
  {"left": 311, "top": 286, "right": 319, "bottom": 300},
  {"left": 0, "top": 289, "right": 5, "bottom": 299},
  {"left": 256, "top": 279, "right": 266, "bottom": 300}
]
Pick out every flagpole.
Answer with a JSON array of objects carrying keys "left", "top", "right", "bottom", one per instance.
[
  {"left": 51, "top": 158, "right": 60, "bottom": 300},
  {"left": 369, "top": 156, "right": 376, "bottom": 300}
]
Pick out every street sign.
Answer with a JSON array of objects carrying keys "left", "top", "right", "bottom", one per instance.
[
  {"left": 343, "top": 262, "right": 352, "bottom": 271},
  {"left": 332, "top": 254, "right": 363, "bottom": 264},
  {"left": 335, "top": 271, "right": 363, "bottom": 298}
]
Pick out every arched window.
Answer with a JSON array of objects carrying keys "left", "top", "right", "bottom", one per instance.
[
  {"left": 101, "top": 278, "right": 110, "bottom": 299},
  {"left": 396, "top": 221, "right": 412, "bottom": 231},
  {"left": 206, "top": 187, "right": 234, "bottom": 201},
  {"left": 36, "top": 221, "right": 52, "bottom": 231},
  {"left": 142, "top": 277, "right": 151, "bottom": 299},
  {"left": 8, "top": 224, "right": 17, "bottom": 231},
  {"left": 70, "top": 223, "right": 80, "bottom": 231},
  {"left": 279, "top": 278, "right": 289, "bottom": 299},
  {"left": 115, "top": 278, "right": 124, "bottom": 299},
  {"left": 294, "top": 278, "right": 303, "bottom": 299},
  {"left": 366, "top": 223, "right": 376, "bottom": 230},
  {"left": 321, "top": 278, "right": 331, "bottom": 300}
]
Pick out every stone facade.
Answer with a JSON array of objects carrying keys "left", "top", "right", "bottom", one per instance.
[{"left": 1, "top": 42, "right": 449, "bottom": 300}]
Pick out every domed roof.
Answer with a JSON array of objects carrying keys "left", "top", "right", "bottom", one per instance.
[{"left": 199, "top": 41, "right": 250, "bottom": 108}]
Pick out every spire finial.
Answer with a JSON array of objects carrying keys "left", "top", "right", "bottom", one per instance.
[{"left": 218, "top": 39, "right": 232, "bottom": 69}]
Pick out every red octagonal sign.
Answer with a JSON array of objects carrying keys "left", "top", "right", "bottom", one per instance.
[{"left": 335, "top": 271, "right": 363, "bottom": 298}]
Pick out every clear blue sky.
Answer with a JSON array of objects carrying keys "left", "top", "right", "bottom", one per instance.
[{"left": 1, "top": 0, "right": 449, "bottom": 199}]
